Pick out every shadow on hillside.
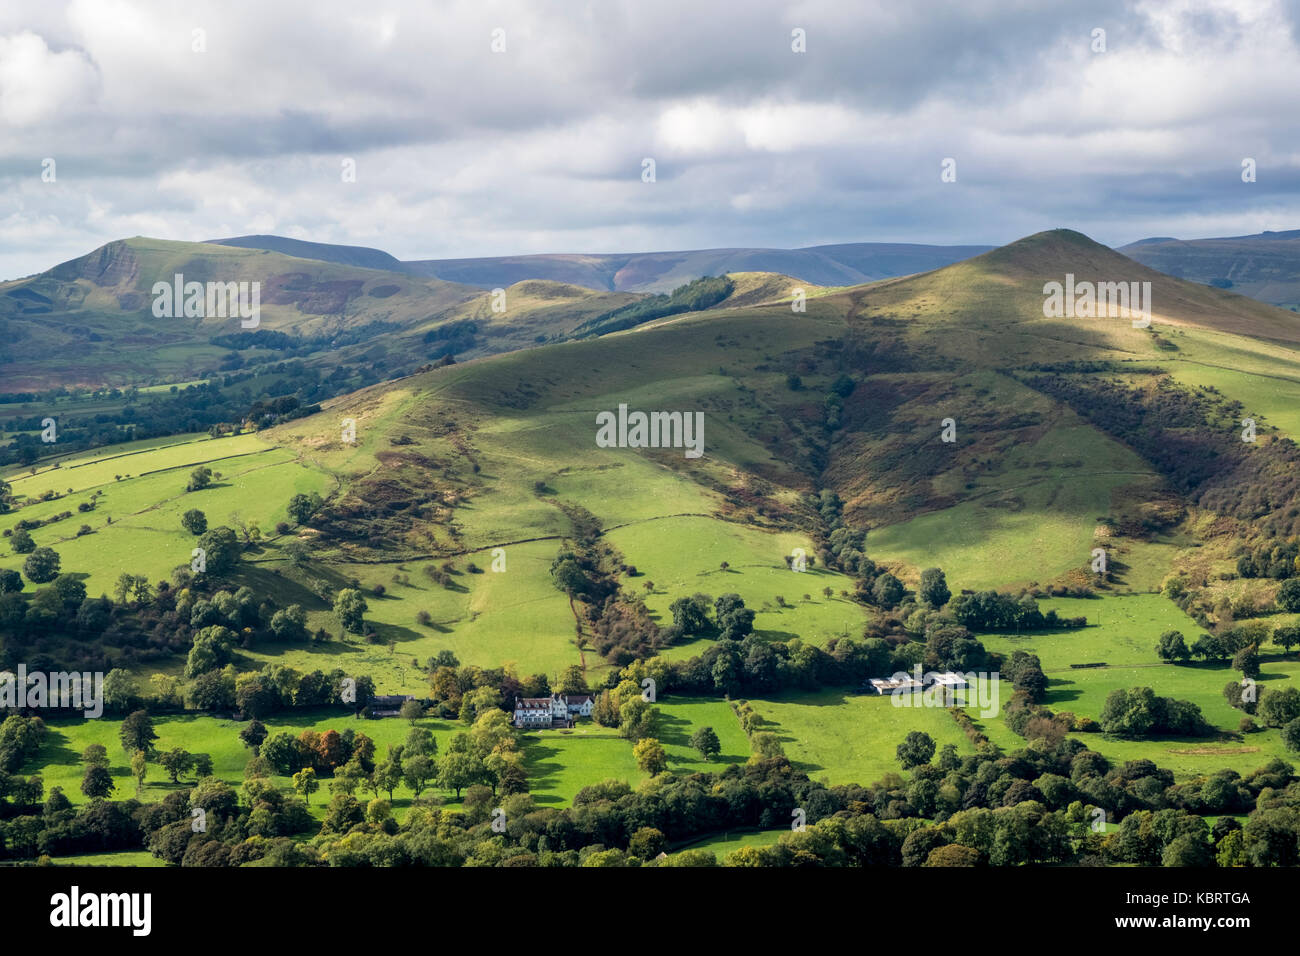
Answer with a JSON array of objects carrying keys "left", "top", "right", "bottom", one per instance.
[
  {"left": 30, "top": 727, "right": 81, "bottom": 774},
  {"left": 229, "top": 565, "right": 331, "bottom": 611},
  {"left": 655, "top": 710, "right": 746, "bottom": 767},
  {"left": 520, "top": 741, "right": 566, "bottom": 806}
]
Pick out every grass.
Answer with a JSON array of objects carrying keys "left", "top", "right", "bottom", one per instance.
[
  {"left": 26, "top": 711, "right": 470, "bottom": 822},
  {"left": 672, "top": 827, "right": 785, "bottom": 860},
  {"left": 745, "top": 688, "right": 983, "bottom": 787},
  {"left": 607, "top": 515, "right": 866, "bottom": 658},
  {"left": 522, "top": 728, "right": 645, "bottom": 806}
]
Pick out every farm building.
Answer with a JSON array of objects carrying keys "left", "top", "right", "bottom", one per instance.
[
  {"left": 928, "top": 672, "right": 969, "bottom": 691},
  {"left": 367, "top": 694, "right": 417, "bottom": 718},
  {"left": 866, "top": 676, "right": 923, "bottom": 695}
]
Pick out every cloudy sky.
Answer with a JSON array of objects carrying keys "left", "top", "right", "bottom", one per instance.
[{"left": 0, "top": 0, "right": 1298, "bottom": 279}]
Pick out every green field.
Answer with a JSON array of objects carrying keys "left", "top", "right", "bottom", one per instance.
[
  {"left": 27, "top": 711, "right": 469, "bottom": 821},
  {"left": 673, "top": 827, "right": 785, "bottom": 860}
]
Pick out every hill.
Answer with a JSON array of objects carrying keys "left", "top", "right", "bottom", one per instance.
[
  {"left": 1120, "top": 230, "right": 1300, "bottom": 310},
  {"left": 0, "top": 238, "right": 646, "bottom": 393},
  {"left": 402, "top": 240, "right": 995, "bottom": 293},
  {"left": 5, "top": 227, "right": 1300, "bottom": 845},
  {"left": 204, "top": 235, "right": 992, "bottom": 293},
  {"left": 207, "top": 235, "right": 408, "bottom": 272}
]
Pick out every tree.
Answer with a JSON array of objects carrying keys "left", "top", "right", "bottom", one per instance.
[
  {"left": 81, "top": 743, "right": 109, "bottom": 769},
  {"left": 618, "top": 698, "right": 660, "bottom": 740},
  {"left": 714, "top": 593, "right": 755, "bottom": 641},
  {"left": 334, "top": 588, "right": 368, "bottom": 634},
  {"left": 896, "top": 731, "right": 935, "bottom": 769},
  {"left": 629, "top": 827, "right": 666, "bottom": 859},
  {"left": 1282, "top": 717, "right": 1300, "bottom": 753},
  {"left": 181, "top": 509, "right": 207, "bottom": 535},
  {"left": 262, "top": 732, "right": 302, "bottom": 775},
  {"left": 1274, "top": 625, "right": 1300, "bottom": 659},
  {"left": 1156, "top": 630, "right": 1190, "bottom": 662},
  {"left": 240, "top": 720, "right": 268, "bottom": 752},
  {"left": 1233, "top": 645, "right": 1261, "bottom": 680},
  {"left": 669, "top": 594, "right": 712, "bottom": 635},
  {"left": 689, "top": 726, "right": 722, "bottom": 761},
  {"left": 1162, "top": 833, "right": 1215, "bottom": 867},
  {"left": 293, "top": 767, "right": 319, "bottom": 805},
  {"left": 435, "top": 751, "right": 480, "bottom": 798},
  {"left": 0, "top": 568, "right": 21, "bottom": 594},
  {"left": 399, "top": 699, "right": 425, "bottom": 724},
  {"left": 159, "top": 748, "right": 194, "bottom": 783},
  {"left": 918, "top": 568, "right": 951, "bottom": 609},
  {"left": 130, "top": 750, "right": 147, "bottom": 793},
  {"left": 374, "top": 754, "right": 403, "bottom": 800},
  {"left": 872, "top": 573, "right": 905, "bottom": 608},
  {"left": 10, "top": 528, "right": 35, "bottom": 554},
  {"left": 924, "top": 844, "right": 981, "bottom": 867},
  {"left": 269, "top": 604, "right": 308, "bottom": 641},
  {"left": 81, "top": 764, "right": 115, "bottom": 799},
  {"left": 592, "top": 690, "right": 620, "bottom": 727},
  {"left": 22, "top": 547, "right": 60, "bottom": 584},
  {"left": 195, "top": 526, "right": 240, "bottom": 575},
  {"left": 287, "top": 492, "right": 322, "bottom": 525},
  {"left": 556, "top": 665, "right": 588, "bottom": 696},
  {"left": 187, "top": 466, "right": 213, "bottom": 492},
  {"left": 1277, "top": 578, "right": 1300, "bottom": 613},
  {"left": 185, "top": 625, "right": 236, "bottom": 678},
  {"left": 119, "top": 710, "right": 158, "bottom": 757},
  {"left": 101, "top": 669, "right": 136, "bottom": 712},
  {"left": 633, "top": 737, "right": 668, "bottom": 774},
  {"left": 1257, "top": 687, "right": 1300, "bottom": 729}
]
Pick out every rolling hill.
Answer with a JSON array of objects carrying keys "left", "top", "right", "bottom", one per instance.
[
  {"left": 1120, "top": 229, "right": 1300, "bottom": 310},
  {"left": 211, "top": 234, "right": 994, "bottom": 293},
  {"left": 5, "top": 227, "right": 1300, "bottom": 835}
]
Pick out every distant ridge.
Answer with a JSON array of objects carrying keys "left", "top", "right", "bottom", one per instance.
[
  {"left": 205, "top": 235, "right": 996, "bottom": 293},
  {"left": 207, "top": 235, "right": 406, "bottom": 272},
  {"left": 1120, "top": 229, "right": 1300, "bottom": 309}
]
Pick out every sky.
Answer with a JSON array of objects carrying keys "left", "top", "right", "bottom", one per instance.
[{"left": 0, "top": 0, "right": 1299, "bottom": 279}]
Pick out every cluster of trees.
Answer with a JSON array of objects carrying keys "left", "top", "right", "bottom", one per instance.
[
  {"left": 948, "top": 590, "right": 1085, "bottom": 633},
  {"left": 422, "top": 320, "right": 479, "bottom": 360},
  {"left": 1098, "top": 687, "right": 1211, "bottom": 738},
  {"left": 1028, "top": 373, "right": 1300, "bottom": 539},
  {"left": 805, "top": 489, "right": 872, "bottom": 575},
  {"left": 0, "top": 714, "right": 47, "bottom": 772},
  {"left": 667, "top": 592, "right": 755, "bottom": 643},
  {"left": 572, "top": 275, "right": 735, "bottom": 339},
  {"left": 0, "top": 363, "right": 335, "bottom": 469},
  {"left": 1157, "top": 622, "right": 1296, "bottom": 667},
  {"left": 1237, "top": 539, "right": 1299, "bottom": 580}
]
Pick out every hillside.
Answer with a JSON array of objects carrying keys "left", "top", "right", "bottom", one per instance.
[
  {"left": 1121, "top": 230, "right": 1300, "bottom": 310},
  {"left": 5, "top": 227, "right": 1300, "bottom": 851},
  {"left": 0, "top": 238, "right": 643, "bottom": 393},
  {"left": 404, "top": 240, "right": 995, "bottom": 292}
]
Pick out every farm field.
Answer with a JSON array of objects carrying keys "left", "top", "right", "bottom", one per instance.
[
  {"left": 0, "top": 438, "right": 334, "bottom": 598},
  {"left": 521, "top": 728, "right": 645, "bottom": 806},
  {"left": 26, "top": 711, "right": 470, "bottom": 821},
  {"left": 241, "top": 538, "right": 587, "bottom": 691},
  {"left": 42, "top": 850, "right": 167, "bottom": 867},
  {"left": 672, "top": 827, "right": 785, "bottom": 861},
  {"left": 607, "top": 515, "right": 866, "bottom": 658},
  {"left": 745, "top": 688, "right": 985, "bottom": 787}
]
